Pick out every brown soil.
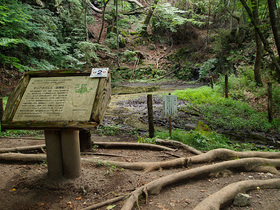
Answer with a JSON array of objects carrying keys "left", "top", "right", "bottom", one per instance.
[{"left": 1, "top": 135, "right": 280, "bottom": 210}]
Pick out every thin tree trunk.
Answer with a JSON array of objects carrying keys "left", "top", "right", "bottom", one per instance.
[
  {"left": 267, "top": 0, "right": 280, "bottom": 56},
  {"left": 141, "top": 0, "right": 159, "bottom": 36},
  {"left": 240, "top": 0, "right": 280, "bottom": 80},
  {"left": 251, "top": 0, "right": 263, "bottom": 86},
  {"left": 98, "top": 0, "right": 110, "bottom": 43}
]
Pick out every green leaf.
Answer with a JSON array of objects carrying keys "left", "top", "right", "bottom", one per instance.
[{"left": 106, "top": 205, "right": 116, "bottom": 210}]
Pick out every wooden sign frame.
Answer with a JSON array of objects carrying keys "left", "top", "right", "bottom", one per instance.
[{"left": 2, "top": 69, "right": 111, "bottom": 130}]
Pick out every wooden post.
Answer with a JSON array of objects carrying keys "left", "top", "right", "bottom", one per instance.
[
  {"left": 225, "top": 74, "right": 229, "bottom": 98},
  {"left": 0, "top": 86, "right": 4, "bottom": 132},
  {"left": 168, "top": 93, "right": 172, "bottom": 136},
  {"left": 79, "top": 129, "right": 92, "bottom": 152},
  {"left": 169, "top": 116, "right": 172, "bottom": 136},
  {"left": 268, "top": 82, "right": 273, "bottom": 122},
  {"left": 147, "top": 94, "right": 155, "bottom": 138},
  {"left": 61, "top": 129, "right": 81, "bottom": 178},
  {"left": 0, "top": 97, "right": 3, "bottom": 132},
  {"left": 210, "top": 76, "right": 214, "bottom": 89},
  {"left": 44, "top": 130, "right": 63, "bottom": 179}
]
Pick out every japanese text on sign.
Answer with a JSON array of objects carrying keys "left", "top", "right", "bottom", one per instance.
[
  {"left": 90, "top": 68, "right": 109, "bottom": 78},
  {"left": 163, "top": 95, "right": 177, "bottom": 117}
]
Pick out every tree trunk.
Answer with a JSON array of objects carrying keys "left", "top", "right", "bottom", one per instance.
[
  {"left": 251, "top": 0, "right": 263, "bottom": 86},
  {"left": 141, "top": 0, "right": 159, "bottom": 36},
  {"left": 267, "top": 0, "right": 280, "bottom": 56},
  {"left": 240, "top": 0, "right": 280, "bottom": 80},
  {"left": 98, "top": 0, "right": 110, "bottom": 43}
]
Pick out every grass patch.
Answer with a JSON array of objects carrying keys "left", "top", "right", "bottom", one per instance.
[
  {"left": 146, "top": 129, "right": 278, "bottom": 152},
  {"left": 174, "top": 86, "right": 280, "bottom": 133}
]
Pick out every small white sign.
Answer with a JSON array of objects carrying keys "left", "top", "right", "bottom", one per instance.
[
  {"left": 163, "top": 95, "right": 177, "bottom": 117},
  {"left": 90, "top": 68, "right": 109, "bottom": 78}
]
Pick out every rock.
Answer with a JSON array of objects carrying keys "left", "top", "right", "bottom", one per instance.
[{"left": 233, "top": 193, "right": 251, "bottom": 207}]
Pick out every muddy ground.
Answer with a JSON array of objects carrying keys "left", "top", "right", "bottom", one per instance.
[{"left": 1, "top": 82, "right": 280, "bottom": 210}]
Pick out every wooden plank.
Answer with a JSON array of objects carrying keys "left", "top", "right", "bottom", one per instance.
[
  {"left": 2, "top": 75, "right": 30, "bottom": 122},
  {"left": 2, "top": 120, "right": 98, "bottom": 130},
  {"left": 25, "top": 69, "right": 92, "bottom": 77},
  {"left": 91, "top": 73, "right": 111, "bottom": 123}
]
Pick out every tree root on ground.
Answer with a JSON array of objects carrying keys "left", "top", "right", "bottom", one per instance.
[
  {"left": 93, "top": 142, "right": 175, "bottom": 151},
  {"left": 193, "top": 178, "right": 280, "bottom": 210},
  {"left": 1, "top": 147, "right": 280, "bottom": 173},
  {"left": 155, "top": 138, "right": 202, "bottom": 155},
  {"left": 0, "top": 144, "right": 45, "bottom": 153},
  {"left": 82, "top": 194, "right": 130, "bottom": 210},
  {"left": 120, "top": 158, "right": 280, "bottom": 210}
]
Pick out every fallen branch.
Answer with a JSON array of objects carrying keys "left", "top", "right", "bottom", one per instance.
[
  {"left": 94, "top": 142, "right": 175, "bottom": 152},
  {"left": 0, "top": 144, "right": 45, "bottom": 153},
  {"left": 194, "top": 179, "right": 280, "bottom": 210},
  {"left": 121, "top": 158, "right": 280, "bottom": 209},
  {"left": 155, "top": 138, "right": 202, "bottom": 155}
]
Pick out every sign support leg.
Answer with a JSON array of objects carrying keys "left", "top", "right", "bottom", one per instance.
[
  {"left": 61, "top": 129, "right": 81, "bottom": 178},
  {"left": 44, "top": 130, "right": 63, "bottom": 179}
]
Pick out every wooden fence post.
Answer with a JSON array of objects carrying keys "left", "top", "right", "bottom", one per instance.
[
  {"left": 225, "top": 74, "right": 229, "bottom": 98},
  {"left": 147, "top": 94, "right": 155, "bottom": 138},
  {"left": 268, "top": 82, "right": 273, "bottom": 122},
  {"left": 210, "top": 76, "right": 214, "bottom": 89}
]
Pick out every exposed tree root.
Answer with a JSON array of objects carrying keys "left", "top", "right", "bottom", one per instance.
[
  {"left": 189, "top": 148, "right": 280, "bottom": 163},
  {"left": 155, "top": 138, "right": 202, "bottom": 155},
  {"left": 0, "top": 153, "right": 46, "bottom": 162},
  {"left": 120, "top": 158, "right": 280, "bottom": 209},
  {"left": 0, "top": 144, "right": 45, "bottom": 153},
  {"left": 94, "top": 142, "right": 175, "bottom": 152},
  {"left": 194, "top": 178, "right": 280, "bottom": 210},
  {"left": 2, "top": 147, "right": 280, "bottom": 173},
  {"left": 82, "top": 194, "right": 130, "bottom": 210}
]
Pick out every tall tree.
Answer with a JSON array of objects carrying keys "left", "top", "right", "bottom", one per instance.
[
  {"left": 267, "top": 0, "right": 280, "bottom": 56},
  {"left": 141, "top": 0, "right": 159, "bottom": 36},
  {"left": 240, "top": 0, "right": 280, "bottom": 80},
  {"left": 252, "top": 0, "right": 263, "bottom": 86}
]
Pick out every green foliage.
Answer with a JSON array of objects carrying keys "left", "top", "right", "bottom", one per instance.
[
  {"left": 0, "top": 0, "right": 95, "bottom": 72},
  {"left": 155, "top": 129, "right": 233, "bottom": 151},
  {"left": 174, "top": 86, "right": 280, "bottom": 132},
  {"left": 74, "top": 42, "right": 100, "bottom": 67},
  {"left": 151, "top": 3, "right": 204, "bottom": 35},
  {"left": 121, "top": 50, "right": 137, "bottom": 62},
  {"left": 199, "top": 58, "right": 218, "bottom": 80},
  {"left": 154, "top": 129, "right": 278, "bottom": 152}
]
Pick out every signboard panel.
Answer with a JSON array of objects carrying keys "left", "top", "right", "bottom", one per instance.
[
  {"left": 90, "top": 68, "right": 109, "bottom": 78},
  {"left": 13, "top": 76, "right": 99, "bottom": 122},
  {"left": 163, "top": 95, "right": 177, "bottom": 117}
]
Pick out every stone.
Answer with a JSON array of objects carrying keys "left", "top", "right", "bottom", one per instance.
[{"left": 233, "top": 193, "right": 251, "bottom": 207}]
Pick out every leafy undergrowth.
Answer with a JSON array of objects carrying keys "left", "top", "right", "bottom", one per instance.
[
  {"left": 149, "top": 129, "right": 278, "bottom": 152},
  {"left": 174, "top": 85, "right": 280, "bottom": 133}
]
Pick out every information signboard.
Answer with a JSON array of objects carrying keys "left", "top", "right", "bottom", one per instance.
[
  {"left": 13, "top": 76, "right": 99, "bottom": 122},
  {"left": 163, "top": 95, "right": 177, "bottom": 117}
]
